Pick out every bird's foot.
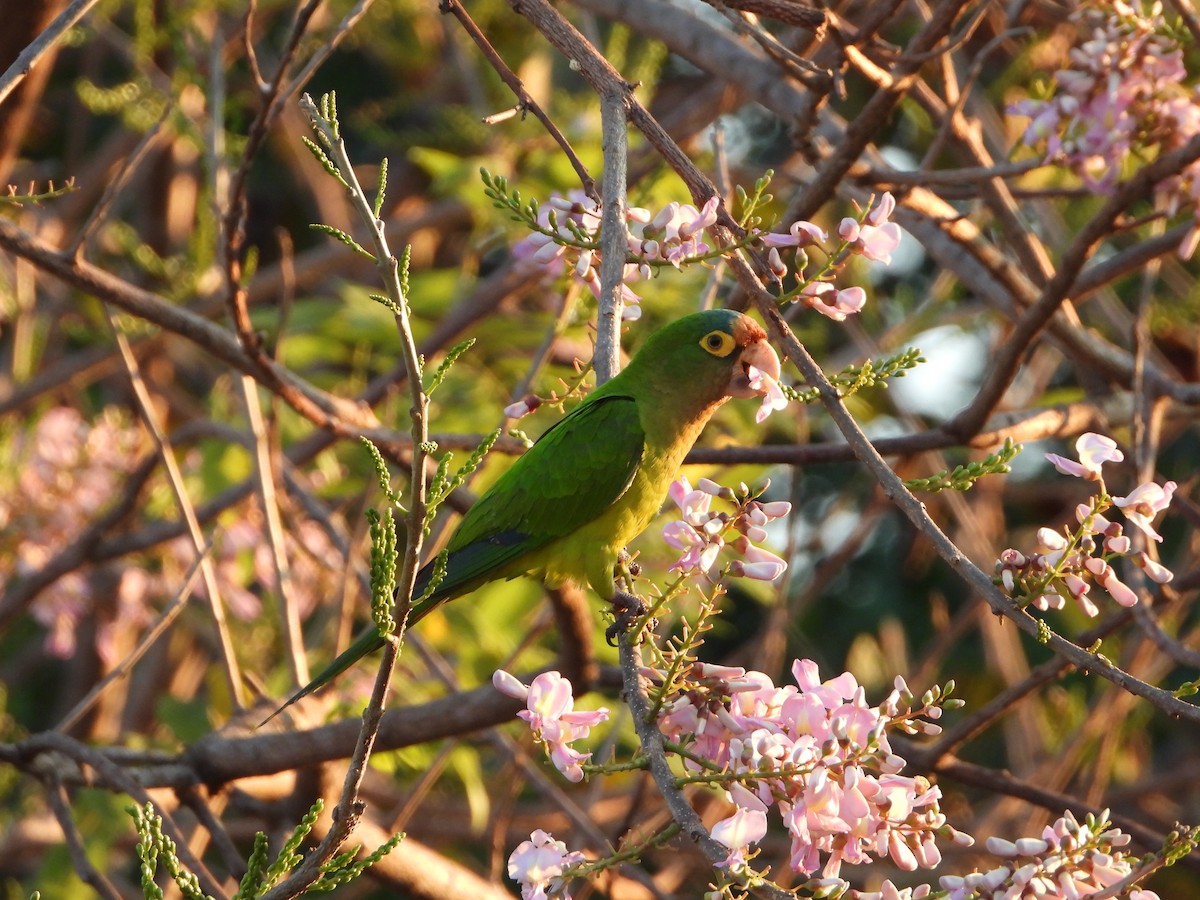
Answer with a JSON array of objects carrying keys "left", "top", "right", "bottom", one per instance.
[{"left": 606, "top": 590, "right": 647, "bottom": 646}]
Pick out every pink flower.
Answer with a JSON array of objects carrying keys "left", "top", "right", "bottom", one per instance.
[
  {"left": 1113, "top": 480, "right": 1176, "bottom": 542},
  {"left": 1084, "top": 557, "right": 1138, "bottom": 607},
  {"left": 837, "top": 217, "right": 860, "bottom": 242},
  {"left": 662, "top": 477, "right": 790, "bottom": 579},
  {"left": 767, "top": 246, "right": 788, "bottom": 278},
  {"left": 504, "top": 396, "right": 541, "bottom": 419},
  {"left": 762, "top": 219, "right": 828, "bottom": 248},
  {"left": 678, "top": 195, "right": 720, "bottom": 240},
  {"left": 747, "top": 364, "right": 789, "bottom": 423},
  {"left": 1045, "top": 432, "right": 1123, "bottom": 481},
  {"left": 857, "top": 193, "right": 902, "bottom": 263},
  {"left": 655, "top": 658, "right": 961, "bottom": 880},
  {"left": 728, "top": 546, "right": 788, "bottom": 582},
  {"left": 1133, "top": 551, "right": 1173, "bottom": 584},
  {"left": 507, "top": 830, "right": 584, "bottom": 900},
  {"left": 802, "top": 282, "right": 867, "bottom": 321},
  {"left": 662, "top": 519, "right": 722, "bottom": 573},
  {"left": 711, "top": 806, "right": 768, "bottom": 871},
  {"left": 493, "top": 670, "right": 608, "bottom": 782}
]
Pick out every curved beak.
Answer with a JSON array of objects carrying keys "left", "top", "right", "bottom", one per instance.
[{"left": 728, "top": 338, "right": 781, "bottom": 399}]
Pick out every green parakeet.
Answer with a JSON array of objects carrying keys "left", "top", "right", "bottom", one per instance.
[{"left": 264, "top": 308, "right": 780, "bottom": 722}]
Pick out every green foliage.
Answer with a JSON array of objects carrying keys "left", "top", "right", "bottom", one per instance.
[
  {"left": 233, "top": 832, "right": 271, "bottom": 900},
  {"left": 373, "top": 156, "right": 389, "bottom": 218},
  {"left": 263, "top": 800, "right": 322, "bottom": 888},
  {"left": 367, "top": 506, "right": 399, "bottom": 637},
  {"left": 398, "top": 244, "right": 411, "bottom": 299},
  {"left": 789, "top": 347, "right": 925, "bottom": 404},
  {"left": 229, "top": 799, "right": 404, "bottom": 897},
  {"left": 1162, "top": 824, "right": 1200, "bottom": 867},
  {"left": 1173, "top": 677, "right": 1200, "bottom": 699},
  {"left": 423, "top": 428, "right": 502, "bottom": 534},
  {"left": 481, "top": 168, "right": 594, "bottom": 246},
  {"left": 416, "top": 547, "right": 449, "bottom": 603},
  {"left": 74, "top": 78, "right": 167, "bottom": 132},
  {"left": 359, "top": 436, "right": 401, "bottom": 506},
  {"left": 308, "top": 223, "right": 374, "bottom": 260},
  {"left": 904, "top": 438, "right": 1022, "bottom": 493},
  {"left": 734, "top": 169, "right": 775, "bottom": 230},
  {"left": 312, "top": 830, "right": 405, "bottom": 892},
  {"left": 128, "top": 802, "right": 212, "bottom": 900},
  {"left": 423, "top": 338, "right": 477, "bottom": 395},
  {"left": 301, "top": 135, "right": 347, "bottom": 187}
]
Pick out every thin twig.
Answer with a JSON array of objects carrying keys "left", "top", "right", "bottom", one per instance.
[
  {"left": 241, "top": 374, "right": 310, "bottom": 686},
  {"left": 106, "top": 316, "right": 247, "bottom": 709},
  {"left": 0, "top": 0, "right": 104, "bottom": 107},
  {"left": 261, "top": 93, "right": 430, "bottom": 899},
  {"left": 44, "top": 776, "right": 123, "bottom": 900},
  {"left": 440, "top": 0, "right": 596, "bottom": 198},
  {"left": 54, "top": 547, "right": 211, "bottom": 734}
]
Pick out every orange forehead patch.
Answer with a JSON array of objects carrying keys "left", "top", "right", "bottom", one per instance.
[{"left": 731, "top": 315, "right": 768, "bottom": 346}]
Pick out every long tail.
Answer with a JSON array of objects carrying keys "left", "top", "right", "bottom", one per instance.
[{"left": 258, "top": 575, "right": 441, "bottom": 726}]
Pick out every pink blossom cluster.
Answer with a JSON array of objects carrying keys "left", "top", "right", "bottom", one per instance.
[
  {"left": 507, "top": 829, "right": 586, "bottom": 900},
  {"left": 937, "top": 809, "right": 1159, "bottom": 900},
  {"left": 653, "top": 659, "right": 971, "bottom": 881},
  {"left": 493, "top": 670, "right": 610, "bottom": 783},
  {"left": 661, "top": 476, "right": 790, "bottom": 582},
  {"left": 5, "top": 407, "right": 150, "bottom": 661},
  {"left": 995, "top": 433, "right": 1176, "bottom": 617},
  {"left": 762, "top": 192, "right": 900, "bottom": 321},
  {"left": 512, "top": 191, "right": 720, "bottom": 315},
  {"left": 1008, "top": 1, "right": 1200, "bottom": 255},
  {"left": 4, "top": 406, "right": 343, "bottom": 662},
  {"left": 510, "top": 186, "right": 899, "bottom": 323}
]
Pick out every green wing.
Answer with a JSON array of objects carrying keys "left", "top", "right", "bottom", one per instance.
[
  {"left": 412, "top": 392, "right": 646, "bottom": 609},
  {"left": 261, "top": 393, "right": 645, "bottom": 725}
]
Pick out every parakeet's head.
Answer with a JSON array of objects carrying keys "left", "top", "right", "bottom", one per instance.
[{"left": 624, "top": 308, "right": 781, "bottom": 410}]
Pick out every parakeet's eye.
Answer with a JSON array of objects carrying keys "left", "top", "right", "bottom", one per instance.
[{"left": 699, "top": 330, "right": 736, "bottom": 357}]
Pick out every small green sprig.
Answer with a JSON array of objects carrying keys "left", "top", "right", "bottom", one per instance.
[
  {"left": 481, "top": 168, "right": 597, "bottom": 247},
  {"left": 641, "top": 587, "right": 724, "bottom": 719},
  {"left": 398, "top": 243, "right": 411, "bottom": 297},
  {"left": 359, "top": 436, "right": 402, "bottom": 506},
  {"left": 367, "top": 507, "right": 399, "bottom": 637},
  {"left": 368, "top": 246, "right": 412, "bottom": 317},
  {"left": 310, "top": 830, "right": 404, "bottom": 892},
  {"left": 563, "top": 822, "right": 682, "bottom": 884},
  {"left": 789, "top": 347, "right": 925, "bottom": 404},
  {"left": 423, "top": 428, "right": 502, "bottom": 534},
  {"left": 904, "top": 438, "right": 1022, "bottom": 493},
  {"left": 309, "top": 222, "right": 374, "bottom": 259},
  {"left": 2, "top": 178, "right": 77, "bottom": 207},
  {"left": 234, "top": 833, "right": 271, "bottom": 899},
  {"left": 301, "top": 135, "right": 346, "bottom": 186},
  {"left": 266, "top": 801, "right": 322, "bottom": 886},
  {"left": 319, "top": 91, "right": 340, "bottom": 140},
  {"left": 373, "top": 157, "right": 389, "bottom": 218},
  {"left": 734, "top": 169, "right": 774, "bottom": 229},
  {"left": 1173, "top": 677, "right": 1200, "bottom": 699},
  {"left": 416, "top": 547, "right": 450, "bottom": 603},
  {"left": 1162, "top": 823, "right": 1200, "bottom": 867},
  {"left": 481, "top": 168, "right": 545, "bottom": 229},
  {"left": 422, "top": 338, "right": 476, "bottom": 395},
  {"left": 128, "top": 802, "right": 213, "bottom": 900}
]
